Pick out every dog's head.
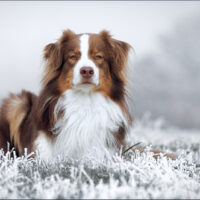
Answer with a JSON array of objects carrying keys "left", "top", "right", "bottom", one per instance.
[{"left": 43, "top": 29, "right": 133, "bottom": 101}]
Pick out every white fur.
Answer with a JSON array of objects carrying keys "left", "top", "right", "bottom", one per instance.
[
  {"left": 34, "top": 36, "right": 133, "bottom": 161},
  {"left": 34, "top": 131, "right": 53, "bottom": 161},
  {"left": 73, "top": 34, "right": 99, "bottom": 88},
  {"left": 35, "top": 90, "right": 128, "bottom": 161},
  {"left": 54, "top": 90, "right": 127, "bottom": 159}
]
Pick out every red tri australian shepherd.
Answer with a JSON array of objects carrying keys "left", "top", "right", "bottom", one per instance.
[
  {"left": 0, "top": 30, "right": 133, "bottom": 160},
  {"left": 0, "top": 30, "right": 175, "bottom": 161}
]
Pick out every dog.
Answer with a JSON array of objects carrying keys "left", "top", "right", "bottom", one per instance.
[
  {"left": 0, "top": 30, "right": 176, "bottom": 161},
  {"left": 0, "top": 30, "right": 134, "bottom": 160}
]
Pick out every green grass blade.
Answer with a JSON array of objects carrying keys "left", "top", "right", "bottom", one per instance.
[{"left": 122, "top": 142, "right": 142, "bottom": 155}]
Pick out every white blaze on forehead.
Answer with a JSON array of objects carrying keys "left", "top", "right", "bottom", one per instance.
[
  {"left": 80, "top": 34, "right": 90, "bottom": 59},
  {"left": 73, "top": 34, "right": 99, "bottom": 89}
]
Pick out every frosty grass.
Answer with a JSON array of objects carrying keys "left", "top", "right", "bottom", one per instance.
[{"left": 0, "top": 116, "right": 200, "bottom": 199}]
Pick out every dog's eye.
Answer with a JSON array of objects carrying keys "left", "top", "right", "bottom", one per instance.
[
  {"left": 69, "top": 55, "right": 77, "bottom": 60},
  {"left": 95, "top": 54, "right": 103, "bottom": 60}
]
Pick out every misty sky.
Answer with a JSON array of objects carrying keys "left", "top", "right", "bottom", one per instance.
[{"left": 0, "top": 1, "right": 200, "bottom": 98}]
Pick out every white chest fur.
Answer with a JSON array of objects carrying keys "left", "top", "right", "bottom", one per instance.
[{"left": 35, "top": 90, "right": 127, "bottom": 161}]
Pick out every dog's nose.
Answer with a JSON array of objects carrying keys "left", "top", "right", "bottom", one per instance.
[{"left": 80, "top": 67, "right": 94, "bottom": 78}]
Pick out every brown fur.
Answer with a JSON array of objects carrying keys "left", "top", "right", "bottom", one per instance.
[
  {"left": 0, "top": 29, "right": 175, "bottom": 160},
  {"left": 0, "top": 90, "right": 37, "bottom": 155},
  {"left": 132, "top": 147, "right": 176, "bottom": 160},
  {"left": 0, "top": 30, "right": 132, "bottom": 156},
  {"left": 5, "top": 94, "right": 29, "bottom": 153},
  {"left": 41, "top": 30, "right": 132, "bottom": 147}
]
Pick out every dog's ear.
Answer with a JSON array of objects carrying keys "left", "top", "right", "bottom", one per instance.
[
  {"left": 100, "top": 30, "right": 132, "bottom": 72},
  {"left": 100, "top": 30, "right": 134, "bottom": 111},
  {"left": 44, "top": 30, "right": 75, "bottom": 60},
  {"left": 44, "top": 43, "right": 57, "bottom": 60},
  {"left": 42, "top": 30, "right": 76, "bottom": 87},
  {"left": 42, "top": 42, "right": 62, "bottom": 86},
  {"left": 59, "top": 29, "right": 75, "bottom": 44},
  {"left": 43, "top": 42, "right": 62, "bottom": 68}
]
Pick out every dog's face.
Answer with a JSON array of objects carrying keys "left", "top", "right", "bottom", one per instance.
[{"left": 43, "top": 30, "right": 131, "bottom": 98}]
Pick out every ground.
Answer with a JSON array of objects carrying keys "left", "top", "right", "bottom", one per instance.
[{"left": 0, "top": 116, "right": 200, "bottom": 199}]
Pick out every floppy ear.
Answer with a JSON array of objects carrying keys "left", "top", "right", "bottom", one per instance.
[
  {"left": 42, "top": 42, "right": 63, "bottom": 86},
  {"left": 100, "top": 30, "right": 131, "bottom": 72},
  {"left": 42, "top": 30, "right": 75, "bottom": 87},
  {"left": 44, "top": 43, "right": 62, "bottom": 66},
  {"left": 100, "top": 30, "right": 133, "bottom": 122},
  {"left": 44, "top": 43, "right": 57, "bottom": 59}
]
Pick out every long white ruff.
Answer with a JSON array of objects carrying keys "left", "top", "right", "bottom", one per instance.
[{"left": 51, "top": 89, "right": 128, "bottom": 160}]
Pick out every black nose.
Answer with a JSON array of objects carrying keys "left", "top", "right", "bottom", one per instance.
[{"left": 80, "top": 67, "right": 94, "bottom": 78}]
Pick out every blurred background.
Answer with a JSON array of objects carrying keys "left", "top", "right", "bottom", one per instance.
[{"left": 0, "top": 1, "right": 199, "bottom": 129}]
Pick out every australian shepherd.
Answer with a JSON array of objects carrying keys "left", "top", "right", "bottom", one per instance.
[
  {"left": 0, "top": 30, "right": 176, "bottom": 161},
  {"left": 0, "top": 30, "right": 134, "bottom": 160}
]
